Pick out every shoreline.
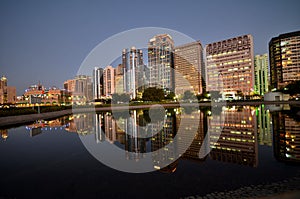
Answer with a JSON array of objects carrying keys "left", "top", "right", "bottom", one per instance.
[{"left": 1, "top": 100, "right": 299, "bottom": 128}]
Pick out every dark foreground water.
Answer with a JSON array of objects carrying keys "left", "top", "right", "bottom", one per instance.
[{"left": 0, "top": 105, "right": 299, "bottom": 198}]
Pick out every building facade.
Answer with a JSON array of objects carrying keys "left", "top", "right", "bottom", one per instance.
[
  {"left": 0, "top": 76, "right": 16, "bottom": 104},
  {"left": 93, "top": 67, "right": 103, "bottom": 100},
  {"left": 206, "top": 34, "right": 254, "bottom": 97},
  {"left": 148, "top": 34, "right": 174, "bottom": 92},
  {"left": 174, "top": 41, "right": 205, "bottom": 95},
  {"left": 269, "top": 31, "right": 300, "bottom": 90},
  {"left": 103, "top": 65, "right": 115, "bottom": 97},
  {"left": 122, "top": 47, "right": 147, "bottom": 99},
  {"left": 254, "top": 54, "right": 269, "bottom": 95}
]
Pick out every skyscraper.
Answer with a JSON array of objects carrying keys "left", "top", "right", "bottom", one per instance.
[
  {"left": 103, "top": 65, "right": 115, "bottom": 97},
  {"left": 122, "top": 47, "right": 147, "bottom": 99},
  {"left": 93, "top": 67, "right": 103, "bottom": 99},
  {"left": 148, "top": 34, "right": 174, "bottom": 92},
  {"left": 254, "top": 54, "right": 269, "bottom": 95},
  {"left": 269, "top": 31, "right": 300, "bottom": 90},
  {"left": 174, "top": 41, "right": 205, "bottom": 95},
  {"left": 115, "top": 64, "right": 124, "bottom": 94},
  {"left": 206, "top": 34, "right": 254, "bottom": 97}
]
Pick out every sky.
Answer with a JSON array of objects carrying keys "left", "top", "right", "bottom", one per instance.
[{"left": 0, "top": 0, "right": 300, "bottom": 95}]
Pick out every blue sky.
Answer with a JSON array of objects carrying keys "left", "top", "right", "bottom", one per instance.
[{"left": 1, "top": 0, "right": 300, "bottom": 95}]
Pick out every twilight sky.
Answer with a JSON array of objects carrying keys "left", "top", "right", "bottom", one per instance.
[{"left": 1, "top": 0, "right": 300, "bottom": 95}]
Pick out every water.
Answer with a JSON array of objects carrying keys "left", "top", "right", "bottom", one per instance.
[{"left": 0, "top": 105, "right": 299, "bottom": 198}]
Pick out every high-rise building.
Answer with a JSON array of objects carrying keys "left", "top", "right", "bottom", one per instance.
[
  {"left": 93, "top": 67, "right": 103, "bottom": 99},
  {"left": 103, "top": 65, "right": 115, "bottom": 97},
  {"left": 254, "top": 54, "right": 269, "bottom": 95},
  {"left": 174, "top": 41, "right": 205, "bottom": 95},
  {"left": 206, "top": 34, "right": 254, "bottom": 96},
  {"left": 115, "top": 64, "right": 124, "bottom": 94},
  {"left": 269, "top": 31, "right": 300, "bottom": 90},
  {"left": 0, "top": 76, "right": 16, "bottom": 104},
  {"left": 122, "top": 47, "right": 147, "bottom": 99},
  {"left": 148, "top": 34, "right": 174, "bottom": 92}
]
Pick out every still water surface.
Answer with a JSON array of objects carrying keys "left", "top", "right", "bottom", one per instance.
[{"left": 0, "top": 105, "right": 299, "bottom": 198}]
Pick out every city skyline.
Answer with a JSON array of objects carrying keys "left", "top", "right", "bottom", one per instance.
[{"left": 1, "top": 0, "right": 300, "bottom": 95}]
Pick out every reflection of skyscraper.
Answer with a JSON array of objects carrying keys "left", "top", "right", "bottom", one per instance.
[
  {"left": 124, "top": 110, "right": 146, "bottom": 160},
  {"left": 151, "top": 109, "right": 177, "bottom": 170},
  {"left": 148, "top": 34, "right": 174, "bottom": 91},
  {"left": 272, "top": 111, "right": 300, "bottom": 163},
  {"left": 65, "top": 113, "right": 94, "bottom": 135},
  {"left": 93, "top": 67, "right": 103, "bottom": 100},
  {"left": 95, "top": 113, "right": 104, "bottom": 143},
  {"left": 0, "top": 129, "right": 8, "bottom": 140},
  {"left": 209, "top": 106, "right": 258, "bottom": 167},
  {"left": 176, "top": 109, "right": 208, "bottom": 162},
  {"left": 256, "top": 105, "right": 272, "bottom": 146},
  {"left": 174, "top": 41, "right": 205, "bottom": 95},
  {"left": 122, "top": 47, "right": 147, "bottom": 99},
  {"left": 104, "top": 112, "right": 116, "bottom": 142}
]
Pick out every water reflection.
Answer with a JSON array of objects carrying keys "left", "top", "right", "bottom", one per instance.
[
  {"left": 272, "top": 106, "right": 300, "bottom": 163},
  {"left": 3, "top": 105, "right": 299, "bottom": 167}
]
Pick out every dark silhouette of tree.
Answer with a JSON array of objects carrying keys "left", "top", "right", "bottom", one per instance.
[{"left": 142, "top": 87, "right": 164, "bottom": 102}]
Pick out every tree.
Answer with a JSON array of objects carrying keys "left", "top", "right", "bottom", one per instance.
[
  {"left": 142, "top": 87, "right": 164, "bottom": 102},
  {"left": 111, "top": 93, "right": 130, "bottom": 104},
  {"left": 182, "top": 90, "right": 196, "bottom": 102},
  {"left": 281, "top": 81, "right": 300, "bottom": 96},
  {"left": 165, "top": 92, "right": 176, "bottom": 100}
]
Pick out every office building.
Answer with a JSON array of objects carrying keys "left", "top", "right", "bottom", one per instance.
[
  {"left": 206, "top": 34, "right": 254, "bottom": 96},
  {"left": 122, "top": 47, "right": 147, "bottom": 99},
  {"left": 115, "top": 64, "right": 124, "bottom": 94},
  {"left": 148, "top": 34, "right": 174, "bottom": 92},
  {"left": 174, "top": 41, "right": 205, "bottom": 95},
  {"left": 103, "top": 65, "right": 115, "bottom": 97},
  {"left": 269, "top": 31, "right": 300, "bottom": 90},
  {"left": 93, "top": 67, "right": 103, "bottom": 99},
  {"left": 0, "top": 76, "right": 16, "bottom": 104},
  {"left": 254, "top": 54, "right": 269, "bottom": 95}
]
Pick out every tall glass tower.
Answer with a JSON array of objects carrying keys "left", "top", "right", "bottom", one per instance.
[{"left": 148, "top": 34, "right": 174, "bottom": 93}]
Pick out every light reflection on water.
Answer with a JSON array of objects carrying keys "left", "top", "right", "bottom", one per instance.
[{"left": 0, "top": 105, "right": 299, "bottom": 198}]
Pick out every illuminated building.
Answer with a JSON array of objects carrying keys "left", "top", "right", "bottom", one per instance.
[
  {"left": 0, "top": 76, "right": 16, "bottom": 104},
  {"left": 209, "top": 106, "right": 258, "bottom": 167},
  {"left": 206, "top": 34, "right": 254, "bottom": 96},
  {"left": 174, "top": 41, "right": 205, "bottom": 95},
  {"left": 148, "top": 34, "right": 174, "bottom": 92},
  {"left": 93, "top": 67, "right": 103, "bottom": 99},
  {"left": 254, "top": 54, "right": 269, "bottom": 95},
  {"left": 103, "top": 65, "right": 115, "bottom": 97},
  {"left": 272, "top": 111, "right": 300, "bottom": 163},
  {"left": 122, "top": 47, "right": 147, "bottom": 99},
  {"left": 269, "top": 30, "right": 300, "bottom": 90},
  {"left": 256, "top": 105, "right": 272, "bottom": 146},
  {"left": 115, "top": 64, "right": 124, "bottom": 94}
]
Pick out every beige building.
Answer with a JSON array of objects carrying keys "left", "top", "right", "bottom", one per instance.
[
  {"left": 0, "top": 76, "right": 16, "bottom": 104},
  {"left": 206, "top": 34, "right": 254, "bottom": 96},
  {"left": 174, "top": 41, "right": 205, "bottom": 95},
  {"left": 103, "top": 65, "right": 115, "bottom": 97}
]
